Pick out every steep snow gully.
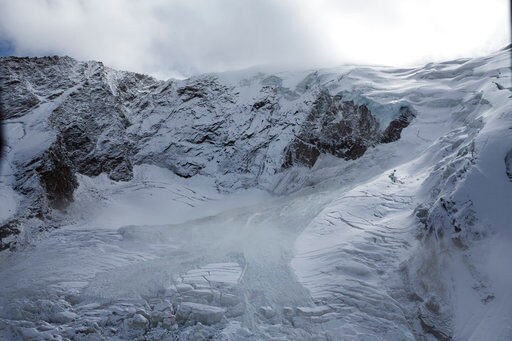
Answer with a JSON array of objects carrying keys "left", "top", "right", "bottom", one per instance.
[{"left": 0, "top": 47, "right": 511, "bottom": 340}]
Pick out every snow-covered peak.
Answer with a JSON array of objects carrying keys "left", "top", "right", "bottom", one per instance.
[{"left": 0, "top": 47, "right": 511, "bottom": 340}]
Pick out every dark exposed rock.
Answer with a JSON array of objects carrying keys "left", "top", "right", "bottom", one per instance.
[
  {"left": 177, "top": 84, "right": 208, "bottom": 103},
  {"left": 176, "top": 78, "right": 231, "bottom": 105},
  {"left": 482, "top": 294, "right": 495, "bottom": 303},
  {"left": 36, "top": 139, "right": 78, "bottom": 210},
  {"left": 36, "top": 139, "right": 78, "bottom": 209},
  {"left": 0, "top": 56, "right": 79, "bottom": 119},
  {"left": 380, "top": 106, "right": 416, "bottom": 143},
  {"left": 80, "top": 154, "right": 133, "bottom": 181},
  {"left": 252, "top": 100, "right": 269, "bottom": 111},
  {"left": 0, "top": 220, "right": 21, "bottom": 251},
  {"left": 282, "top": 139, "right": 320, "bottom": 168},
  {"left": 177, "top": 85, "right": 206, "bottom": 102},
  {"left": 505, "top": 149, "right": 512, "bottom": 181},
  {"left": 283, "top": 92, "right": 412, "bottom": 168},
  {"left": 49, "top": 70, "right": 135, "bottom": 182}
]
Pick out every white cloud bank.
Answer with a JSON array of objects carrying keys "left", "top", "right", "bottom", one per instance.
[{"left": 0, "top": 0, "right": 509, "bottom": 79}]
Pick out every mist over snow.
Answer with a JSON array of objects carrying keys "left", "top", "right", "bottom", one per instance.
[{"left": 0, "top": 0, "right": 508, "bottom": 78}]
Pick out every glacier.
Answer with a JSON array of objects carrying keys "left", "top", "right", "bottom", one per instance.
[{"left": 0, "top": 46, "right": 511, "bottom": 340}]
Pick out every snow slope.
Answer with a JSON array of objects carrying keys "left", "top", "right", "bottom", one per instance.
[
  {"left": 0, "top": 47, "right": 510, "bottom": 340},
  {"left": 292, "top": 48, "right": 512, "bottom": 340}
]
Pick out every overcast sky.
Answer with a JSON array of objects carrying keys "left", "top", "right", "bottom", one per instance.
[{"left": 0, "top": 0, "right": 509, "bottom": 79}]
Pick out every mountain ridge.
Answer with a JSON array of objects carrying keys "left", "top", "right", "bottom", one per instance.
[
  {"left": 0, "top": 47, "right": 511, "bottom": 340},
  {"left": 1, "top": 54, "right": 415, "bottom": 248}
]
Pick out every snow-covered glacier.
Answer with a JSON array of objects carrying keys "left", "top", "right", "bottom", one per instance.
[{"left": 0, "top": 46, "right": 510, "bottom": 340}]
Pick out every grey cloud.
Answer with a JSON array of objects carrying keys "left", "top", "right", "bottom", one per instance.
[{"left": 0, "top": 0, "right": 508, "bottom": 79}]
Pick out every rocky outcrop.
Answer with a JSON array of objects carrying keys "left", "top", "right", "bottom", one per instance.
[
  {"left": 48, "top": 65, "right": 137, "bottom": 182},
  {"left": 0, "top": 137, "right": 78, "bottom": 249},
  {"left": 0, "top": 220, "right": 20, "bottom": 251},
  {"left": 283, "top": 92, "right": 414, "bottom": 168},
  {"left": 380, "top": 106, "right": 416, "bottom": 144},
  {"left": 505, "top": 149, "right": 512, "bottom": 181},
  {"left": 36, "top": 139, "right": 78, "bottom": 210},
  {"left": 0, "top": 56, "right": 79, "bottom": 119}
]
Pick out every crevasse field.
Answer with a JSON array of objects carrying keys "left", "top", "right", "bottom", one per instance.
[{"left": 0, "top": 47, "right": 511, "bottom": 340}]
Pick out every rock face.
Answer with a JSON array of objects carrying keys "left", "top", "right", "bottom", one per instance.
[
  {"left": 35, "top": 139, "right": 78, "bottom": 210},
  {"left": 51, "top": 81, "right": 135, "bottom": 182},
  {"left": 505, "top": 149, "right": 512, "bottom": 181},
  {"left": 380, "top": 106, "right": 416, "bottom": 144},
  {"left": 0, "top": 220, "right": 19, "bottom": 251},
  {"left": 283, "top": 92, "right": 414, "bottom": 168},
  {"left": 0, "top": 56, "right": 415, "bottom": 247},
  {"left": 0, "top": 56, "right": 78, "bottom": 119}
]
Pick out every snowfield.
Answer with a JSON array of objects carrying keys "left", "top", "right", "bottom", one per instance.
[{"left": 0, "top": 47, "right": 511, "bottom": 340}]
